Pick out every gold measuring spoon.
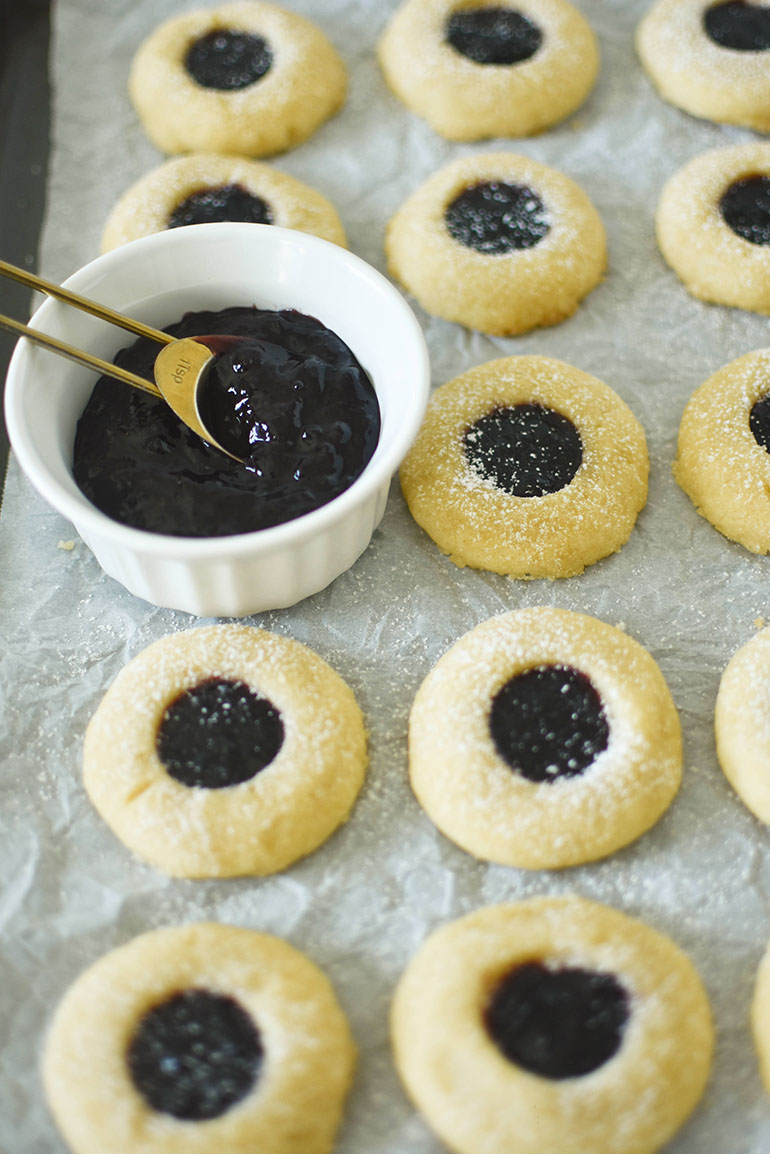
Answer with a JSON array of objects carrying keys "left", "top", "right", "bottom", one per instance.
[{"left": 0, "top": 258, "right": 244, "bottom": 461}]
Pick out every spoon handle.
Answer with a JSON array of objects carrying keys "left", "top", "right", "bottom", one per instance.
[
  {"left": 0, "top": 258, "right": 174, "bottom": 346},
  {"left": 0, "top": 312, "right": 162, "bottom": 397}
]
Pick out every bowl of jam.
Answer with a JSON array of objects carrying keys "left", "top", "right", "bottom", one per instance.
[{"left": 5, "top": 223, "right": 430, "bottom": 615}]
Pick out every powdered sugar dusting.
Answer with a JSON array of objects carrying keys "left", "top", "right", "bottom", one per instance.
[
  {"left": 674, "top": 348, "right": 770, "bottom": 552},
  {"left": 638, "top": 0, "right": 770, "bottom": 130},
  {"left": 101, "top": 153, "right": 346, "bottom": 250},
  {"left": 409, "top": 607, "right": 680, "bottom": 868},
  {"left": 129, "top": 1, "right": 347, "bottom": 156},
  {"left": 401, "top": 356, "right": 646, "bottom": 576},
  {"left": 82, "top": 624, "right": 367, "bottom": 877},
  {"left": 378, "top": 0, "right": 599, "bottom": 139}
]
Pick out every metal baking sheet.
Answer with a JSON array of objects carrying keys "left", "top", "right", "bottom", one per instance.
[{"left": 2, "top": 1, "right": 770, "bottom": 1150}]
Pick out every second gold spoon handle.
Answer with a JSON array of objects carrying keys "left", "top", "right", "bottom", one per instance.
[
  {"left": 0, "top": 258, "right": 174, "bottom": 347},
  {"left": 0, "top": 312, "right": 163, "bottom": 397}
]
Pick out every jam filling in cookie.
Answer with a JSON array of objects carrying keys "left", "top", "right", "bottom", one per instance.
[
  {"left": 750, "top": 393, "right": 770, "bottom": 452},
  {"left": 719, "top": 174, "right": 770, "bottom": 245},
  {"left": 703, "top": 1, "right": 770, "bottom": 51},
  {"left": 73, "top": 305, "right": 380, "bottom": 537},
  {"left": 489, "top": 664, "right": 610, "bottom": 783},
  {"left": 44, "top": 924, "right": 357, "bottom": 1153},
  {"left": 155, "top": 676, "right": 284, "bottom": 789},
  {"left": 168, "top": 184, "right": 274, "bottom": 229},
  {"left": 445, "top": 181, "right": 550, "bottom": 254},
  {"left": 463, "top": 403, "right": 583, "bottom": 497},
  {"left": 184, "top": 29, "right": 273, "bottom": 90},
  {"left": 127, "top": 988, "right": 264, "bottom": 1120},
  {"left": 484, "top": 960, "right": 630, "bottom": 1078},
  {"left": 445, "top": 7, "right": 543, "bottom": 65}
]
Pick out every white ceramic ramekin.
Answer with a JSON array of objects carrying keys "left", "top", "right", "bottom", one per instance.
[{"left": 5, "top": 223, "right": 430, "bottom": 616}]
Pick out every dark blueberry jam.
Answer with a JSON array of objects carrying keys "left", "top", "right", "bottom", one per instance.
[
  {"left": 127, "top": 989, "right": 263, "bottom": 1120},
  {"left": 463, "top": 403, "right": 582, "bottom": 497},
  {"left": 156, "top": 677, "right": 284, "bottom": 789},
  {"left": 750, "top": 393, "right": 770, "bottom": 452},
  {"left": 484, "top": 961, "right": 629, "bottom": 1078},
  {"left": 720, "top": 175, "right": 770, "bottom": 245},
  {"left": 489, "top": 664, "right": 609, "bottom": 783},
  {"left": 72, "top": 305, "right": 381, "bottom": 538},
  {"left": 168, "top": 184, "right": 273, "bottom": 229},
  {"left": 185, "top": 29, "right": 272, "bottom": 90},
  {"left": 704, "top": 1, "right": 770, "bottom": 50},
  {"left": 445, "top": 6, "right": 542, "bottom": 65},
  {"left": 445, "top": 181, "right": 549, "bottom": 254}
]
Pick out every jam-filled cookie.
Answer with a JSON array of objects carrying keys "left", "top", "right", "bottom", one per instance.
[
  {"left": 101, "top": 154, "right": 346, "bottom": 252},
  {"left": 716, "top": 625, "right": 770, "bottom": 823},
  {"left": 82, "top": 625, "right": 367, "bottom": 878},
  {"left": 408, "top": 608, "right": 681, "bottom": 868},
  {"left": 385, "top": 152, "right": 606, "bottom": 335},
  {"left": 637, "top": 0, "right": 770, "bottom": 131},
  {"left": 43, "top": 922, "right": 356, "bottom": 1154},
  {"left": 656, "top": 143, "right": 770, "bottom": 314},
  {"left": 400, "top": 356, "right": 648, "bottom": 579},
  {"left": 377, "top": 0, "right": 599, "bottom": 141},
  {"left": 129, "top": 2, "right": 346, "bottom": 157},
  {"left": 674, "top": 348, "right": 770, "bottom": 552},
  {"left": 392, "top": 896, "right": 713, "bottom": 1154}
]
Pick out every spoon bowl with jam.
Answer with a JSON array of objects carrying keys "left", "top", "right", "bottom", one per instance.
[{"left": 0, "top": 258, "right": 254, "bottom": 461}]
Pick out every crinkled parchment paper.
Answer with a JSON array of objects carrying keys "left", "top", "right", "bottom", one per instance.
[{"left": 3, "top": 1, "right": 770, "bottom": 1150}]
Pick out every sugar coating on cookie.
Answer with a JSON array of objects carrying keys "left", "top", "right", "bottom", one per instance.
[
  {"left": 400, "top": 355, "right": 647, "bottom": 578},
  {"left": 391, "top": 896, "right": 713, "bottom": 1154},
  {"left": 674, "top": 348, "right": 770, "bottom": 552},
  {"left": 378, "top": 0, "right": 599, "bottom": 140},
  {"left": 129, "top": 2, "right": 347, "bottom": 156},
  {"left": 656, "top": 143, "right": 770, "bottom": 314},
  {"left": 637, "top": 0, "right": 770, "bottom": 131},
  {"left": 408, "top": 607, "right": 682, "bottom": 868},
  {"left": 43, "top": 922, "right": 356, "bottom": 1154},
  {"left": 82, "top": 624, "right": 367, "bottom": 878},
  {"left": 386, "top": 152, "right": 606, "bottom": 335},
  {"left": 101, "top": 154, "right": 346, "bottom": 252},
  {"left": 716, "top": 625, "right": 770, "bottom": 823}
]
